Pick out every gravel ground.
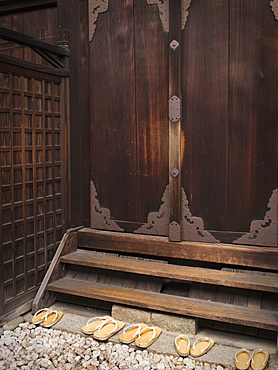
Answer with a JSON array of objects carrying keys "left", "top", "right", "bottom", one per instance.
[{"left": 0, "top": 322, "right": 230, "bottom": 370}]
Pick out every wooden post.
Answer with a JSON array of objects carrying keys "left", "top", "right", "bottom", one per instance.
[{"left": 169, "top": 0, "right": 182, "bottom": 241}]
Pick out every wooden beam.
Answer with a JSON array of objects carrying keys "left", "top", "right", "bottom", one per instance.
[
  {"left": 0, "top": 0, "right": 56, "bottom": 14},
  {"left": 168, "top": 0, "right": 182, "bottom": 241},
  {"left": 0, "top": 26, "right": 69, "bottom": 57}
]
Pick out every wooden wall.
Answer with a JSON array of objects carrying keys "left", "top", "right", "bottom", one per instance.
[{"left": 0, "top": 1, "right": 70, "bottom": 321}]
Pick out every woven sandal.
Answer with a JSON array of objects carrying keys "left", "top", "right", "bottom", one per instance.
[
  {"left": 190, "top": 337, "right": 214, "bottom": 357},
  {"left": 135, "top": 326, "right": 162, "bottom": 348},
  {"left": 31, "top": 308, "right": 52, "bottom": 324},
  {"left": 93, "top": 318, "right": 125, "bottom": 341},
  {"left": 235, "top": 348, "right": 252, "bottom": 370},
  {"left": 119, "top": 323, "right": 148, "bottom": 344},
  {"left": 81, "top": 316, "right": 112, "bottom": 335},
  {"left": 175, "top": 334, "right": 191, "bottom": 357},
  {"left": 251, "top": 349, "right": 269, "bottom": 370},
  {"left": 40, "top": 310, "right": 64, "bottom": 328}
]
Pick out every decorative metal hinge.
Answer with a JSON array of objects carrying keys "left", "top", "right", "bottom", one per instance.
[
  {"left": 170, "top": 168, "right": 180, "bottom": 177},
  {"left": 169, "top": 95, "right": 181, "bottom": 123},
  {"left": 170, "top": 40, "right": 179, "bottom": 51},
  {"left": 169, "top": 221, "right": 181, "bottom": 241}
]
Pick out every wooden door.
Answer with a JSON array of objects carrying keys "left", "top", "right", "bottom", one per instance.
[{"left": 89, "top": 0, "right": 277, "bottom": 247}]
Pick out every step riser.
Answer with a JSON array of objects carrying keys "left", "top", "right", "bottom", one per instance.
[
  {"left": 60, "top": 251, "right": 278, "bottom": 293},
  {"left": 47, "top": 278, "right": 278, "bottom": 332}
]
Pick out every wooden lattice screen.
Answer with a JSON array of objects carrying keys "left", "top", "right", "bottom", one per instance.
[{"left": 0, "top": 61, "right": 69, "bottom": 320}]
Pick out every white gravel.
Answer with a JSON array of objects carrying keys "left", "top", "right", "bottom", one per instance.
[{"left": 0, "top": 322, "right": 229, "bottom": 370}]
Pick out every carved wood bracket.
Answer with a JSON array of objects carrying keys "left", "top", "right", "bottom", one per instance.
[
  {"left": 146, "top": 0, "right": 192, "bottom": 32},
  {"left": 90, "top": 180, "right": 124, "bottom": 231},
  {"left": 181, "top": 0, "right": 192, "bottom": 30},
  {"left": 270, "top": 0, "right": 278, "bottom": 20},
  {"left": 134, "top": 185, "right": 219, "bottom": 243},
  {"left": 234, "top": 189, "right": 278, "bottom": 247},
  {"left": 88, "top": 0, "right": 109, "bottom": 42}
]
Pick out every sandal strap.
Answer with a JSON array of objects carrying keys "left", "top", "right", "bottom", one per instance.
[
  {"left": 139, "top": 326, "right": 156, "bottom": 342},
  {"left": 123, "top": 323, "right": 142, "bottom": 337},
  {"left": 105, "top": 318, "right": 118, "bottom": 335},
  {"left": 33, "top": 308, "right": 50, "bottom": 320},
  {"left": 44, "top": 309, "right": 59, "bottom": 323},
  {"left": 86, "top": 316, "right": 107, "bottom": 328},
  {"left": 192, "top": 337, "right": 211, "bottom": 352},
  {"left": 94, "top": 318, "right": 118, "bottom": 335},
  {"left": 175, "top": 334, "right": 190, "bottom": 350}
]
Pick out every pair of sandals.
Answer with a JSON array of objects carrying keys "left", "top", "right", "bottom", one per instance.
[
  {"left": 235, "top": 348, "right": 269, "bottom": 370},
  {"left": 175, "top": 335, "right": 214, "bottom": 357},
  {"left": 32, "top": 308, "right": 64, "bottom": 328},
  {"left": 81, "top": 316, "right": 125, "bottom": 341},
  {"left": 82, "top": 316, "right": 161, "bottom": 348},
  {"left": 119, "top": 323, "right": 161, "bottom": 348}
]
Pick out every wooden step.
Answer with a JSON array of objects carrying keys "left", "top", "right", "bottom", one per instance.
[
  {"left": 60, "top": 250, "right": 278, "bottom": 293},
  {"left": 77, "top": 228, "right": 278, "bottom": 271},
  {"left": 47, "top": 277, "right": 278, "bottom": 331}
]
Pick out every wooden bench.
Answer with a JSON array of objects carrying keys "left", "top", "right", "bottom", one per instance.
[{"left": 33, "top": 227, "right": 278, "bottom": 340}]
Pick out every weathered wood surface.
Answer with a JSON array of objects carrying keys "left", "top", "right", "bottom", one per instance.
[
  {"left": 47, "top": 277, "right": 278, "bottom": 331},
  {"left": 77, "top": 229, "right": 278, "bottom": 270},
  {"left": 32, "top": 229, "right": 79, "bottom": 313},
  {"left": 60, "top": 250, "right": 278, "bottom": 293}
]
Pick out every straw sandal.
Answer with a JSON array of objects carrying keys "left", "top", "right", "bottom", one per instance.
[
  {"left": 251, "top": 349, "right": 269, "bottom": 370},
  {"left": 190, "top": 337, "right": 214, "bottom": 357},
  {"left": 119, "top": 323, "right": 148, "bottom": 344},
  {"left": 93, "top": 318, "right": 125, "bottom": 341},
  {"left": 81, "top": 316, "right": 112, "bottom": 335},
  {"left": 135, "top": 326, "right": 162, "bottom": 348},
  {"left": 235, "top": 348, "right": 252, "bottom": 370},
  {"left": 175, "top": 334, "right": 191, "bottom": 357},
  {"left": 40, "top": 310, "right": 64, "bottom": 328},
  {"left": 31, "top": 308, "right": 52, "bottom": 325}
]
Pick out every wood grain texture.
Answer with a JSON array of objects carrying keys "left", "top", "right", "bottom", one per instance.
[
  {"left": 90, "top": 0, "right": 137, "bottom": 222},
  {"left": 228, "top": 0, "right": 278, "bottom": 231},
  {"left": 47, "top": 277, "right": 278, "bottom": 331},
  {"left": 68, "top": 0, "right": 91, "bottom": 226},
  {"left": 32, "top": 230, "right": 78, "bottom": 312},
  {"left": 77, "top": 228, "right": 278, "bottom": 270},
  {"left": 60, "top": 250, "right": 278, "bottom": 293},
  {"left": 168, "top": 0, "right": 182, "bottom": 236},
  {"left": 134, "top": 0, "right": 169, "bottom": 223},
  {"left": 181, "top": 0, "right": 229, "bottom": 231}
]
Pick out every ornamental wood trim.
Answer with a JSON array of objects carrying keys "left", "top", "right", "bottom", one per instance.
[
  {"left": 90, "top": 181, "right": 124, "bottom": 231},
  {"left": 88, "top": 0, "right": 109, "bottom": 42},
  {"left": 270, "top": 0, "right": 278, "bottom": 19},
  {"left": 234, "top": 189, "right": 278, "bottom": 247}
]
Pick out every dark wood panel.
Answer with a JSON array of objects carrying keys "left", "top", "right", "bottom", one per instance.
[
  {"left": 0, "top": 7, "right": 58, "bottom": 65},
  {"left": 181, "top": 0, "right": 229, "bottom": 231},
  {"left": 228, "top": 0, "right": 278, "bottom": 231},
  {"left": 77, "top": 229, "right": 278, "bottom": 271},
  {"left": 134, "top": 0, "right": 169, "bottom": 222},
  {"left": 47, "top": 277, "right": 278, "bottom": 331},
  {"left": 68, "top": 0, "right": 91, "bottom": 226},
  {"left": 0, "top": 1, "right": 56, "bottom": 15},
  {"left": 61, "top": 250, "right": 278, "bottom": 292},
  {"left": 90, "top": 0, "right": 137, "bottom": 222},
  {"left": 0, "top": 61, "right": 69, "bottom": 317}
]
